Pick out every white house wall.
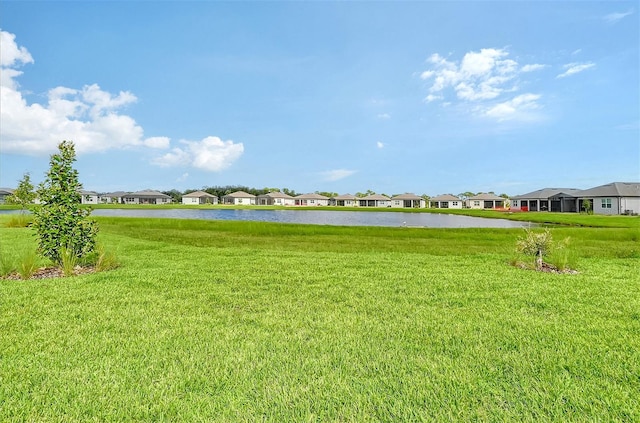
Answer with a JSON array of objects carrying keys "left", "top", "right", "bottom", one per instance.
[{"left": 620, "top": 198, "right": 640, "bottom": 215}]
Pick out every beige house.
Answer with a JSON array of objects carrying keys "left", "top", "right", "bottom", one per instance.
[
  {"left": 294, "top": 193, "right": 330, "bottom": 206},
  {"left": 222, "top": 191, "right": 256, "bottom": 205},
  {"left": 466, "top": 193, "right": 505, "bottom": 209},
  {"left": 330, "top": 194, "right": 359, "bottom": 207},
  {"left": 430, "top": 194, "right": 463, "bottom": 209},
  {"left": 123, "top": 190, "right": 172, "bottom": 205},
  {"left": 182, "top": 190, "right": 218, "bottom": 205},
  {"left": 257, "top": 191, "right": 295, "bottom": 206},
  {"left": 358, "top": 194, "right": 391, "bottom": 207},
  {"left": 391, "top": 193, "right": 426, "bottom": 208}
]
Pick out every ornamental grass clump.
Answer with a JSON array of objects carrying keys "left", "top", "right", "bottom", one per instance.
[
  {"left": 515, "top": 228, "right": 571, "bottom": 272},
  {"left": 31, "top": 141, "right": 99, "bottom": 267}
]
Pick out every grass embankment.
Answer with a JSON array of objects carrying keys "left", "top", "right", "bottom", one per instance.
[{"left": 1, "top": 215, "right": 638, "bottom": 421}]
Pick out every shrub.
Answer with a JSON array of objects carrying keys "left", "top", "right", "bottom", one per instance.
[
  {"left": 18, "top": 250, "right": 38, "bottom": 280},
  {"left": 31, "top": 141, "right": 99, "bottom": 265},
  {"left": 515, "top": 228, "right": 571, "bottom": 271}
]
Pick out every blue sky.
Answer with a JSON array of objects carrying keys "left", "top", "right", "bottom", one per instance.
[{"left": 1, "top": 1, "right": 638, "bottom": 197}]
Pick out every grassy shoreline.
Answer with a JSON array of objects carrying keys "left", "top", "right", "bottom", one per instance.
[{"left": 1, "top": 215, "right": 638, "bottom": 420}]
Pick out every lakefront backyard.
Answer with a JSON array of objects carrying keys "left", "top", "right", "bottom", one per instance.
[{"left": 0, "top": 212, "right": 638, "bottom": 421}]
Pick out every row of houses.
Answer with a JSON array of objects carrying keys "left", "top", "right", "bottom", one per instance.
[{"left": 1, "top": 181, "right": 638, "bottom": 215}]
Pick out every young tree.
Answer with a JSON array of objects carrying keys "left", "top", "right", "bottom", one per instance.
[
  {"left": 516, "top": 229, "right": 554, "bottom": 270},
  {"left": 32, "top": 141, "right": 99, "bottom": 265},
  {"left": 8, "top": 172, "right": 36, "bottom": 212}
]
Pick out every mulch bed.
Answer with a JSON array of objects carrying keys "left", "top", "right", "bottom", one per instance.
[
  {"left": 513, "top": 261, "right": 579, "bottom": 274},
  {"left": 2, "top": 266, "right": 97, "bottom": 280}
]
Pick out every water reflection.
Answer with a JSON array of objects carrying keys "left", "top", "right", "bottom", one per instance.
[{"left": 60, "top": 208, "right": 538, "bottom": 228}]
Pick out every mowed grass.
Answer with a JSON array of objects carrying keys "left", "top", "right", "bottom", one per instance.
[{"left": 1, "top": 216, "right": 639, "bottom": 421}]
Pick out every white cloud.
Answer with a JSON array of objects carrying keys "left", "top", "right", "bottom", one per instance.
[
  {"left": 143, "top": 137, "right": 171, "bottom": 149},
  {"left": 604, "top": 9, "right": 634, "bottom": 24},
  {"left": 483, "top": 93, "right": 542, "bottom": 122},
  {"left": 377, "top": 113, "right": 391, "bottom": 120},
  {"left": 521, "top": 64, "right": 546, "bottom": 72},
  {"left": 177, "top": 172, "right": 189, "bottom": 182},
  {"left": 421, "top": 48, "right": 526, "bottom": 102},
  {"left": 320, "top": 169, "right": 357, "bottom": 182},
  {"left": 420, "top": 48, "right": 547, "bottom": 122},
  {"left": 0, "top": 29, "right": 244, "bottom": 172},
  {"left": 152, "top": 136, "right": 244, "bottom": 172},
  {"left": 557, "top": 62, "right": 595, "bottom": 78},
  {"left": 376, "top": 141, "right": 384, "bottom": 149}
]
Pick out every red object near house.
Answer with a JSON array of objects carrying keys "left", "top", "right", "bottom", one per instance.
[{"left": 521, "top": 206, "right": 529, "bottom": 212}]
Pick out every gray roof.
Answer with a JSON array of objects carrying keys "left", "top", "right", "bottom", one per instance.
[
  {"left": 101, "top": 191, "right": 127, "bottom": 197},
  {"left": 183, "top": 190, "right": 216, "bottom": 198},
  {"left": 360, "top": 194, "right": 391, "bottom": 200},
  {"left": 295, "top": 193, "right": 329, "bottom": 200},
  {"left": 468, "top": 193, "right": 504, "bottom": 201},
  {"left": 511, "top": 188, "right": 582, "bottom": 200},
  {"left": 333, "top": 193, "right": 358, "bottom": 200},
  {"left": 391, "top": 193, "right": 423, "bottom": 200},
  {"left": 223, "top": 191, "right": 256, "bottom": 198},
  {"left": 430, "top": 194, "right": 461, "bottom": 202},
  {"left": 130, "top": 190, "right": 171, "bottom": 198},
  {"left": 578, "top": 182, "right": 640, "bottom": 198},
  {"left": 79, "top": 190, "right": 98, "bottom": 195},
  {"left": 258, "top": 191, "right": 294, "bottom": 199},
  {"left": 0, "top": 188, "right": 15, "bottom": 195}
]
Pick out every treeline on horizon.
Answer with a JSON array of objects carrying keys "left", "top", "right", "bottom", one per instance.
[{"left": 159, "top": 186, "right": 510, "bottom": 203}]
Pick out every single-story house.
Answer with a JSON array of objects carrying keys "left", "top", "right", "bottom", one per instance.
[
  {"left": 466, "top": 193, "right": 505, "bottom": 210},
  {"left": 0, "top": 188, "right": 15, "bottom": 204},
  {"left": 577, "top": 182, "right": 640, "bottom": 215},
  {"left": 123, "top": 190, "right": 172, "bottom": 205},
  {"left": 294, "top": 193, "right": 330, "bottom": 206},
  {"left": 330, "top": 194, "right": 359, "bottom": 207},
  {"left": 430, "top": 194, "right": 463, "bottom": 209},
  {"left": 390, "top": 193, "right": 426, "bottom": 208},
  {"left": 358, "top": 194, "right": 391, "bottom": 208},
  {"left": 222, "top": 191, "right": 256, "bottom": 205},
  {"left": 510, "top": 188, "right": 582, "bottom": 212},
  {"left": 182, "top": 190, "right": 219, "bottom": 205},
  {"left": 100, "top": 191, "right": 127, "bottom": 204},
  {"left": 257, "top": 191, "right": 295, "bottom": 206},
  {"left": 79, "top": 190, "right": 99, "bottom": 205}
]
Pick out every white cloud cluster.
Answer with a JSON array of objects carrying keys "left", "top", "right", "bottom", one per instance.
[
  {"left": 0, "top": 29, "right": 243, "bottom": 172},
  {"left": 420, "top": 48, "right": 546, "bottom": 122},
  {"left": 152, "top": 137, "right": 244, "bottom": 172}
]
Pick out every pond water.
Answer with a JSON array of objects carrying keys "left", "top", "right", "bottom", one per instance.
[
  {"left": 48, "top": 208, "right": 538, "bottom": 228},
  {"left": 0, "top": 208, "right": 532, "bottom": 228}
]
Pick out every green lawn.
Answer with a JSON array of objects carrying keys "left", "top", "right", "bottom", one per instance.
[{"left": 1, "top": 215, "right": 638, "bottom": 421}]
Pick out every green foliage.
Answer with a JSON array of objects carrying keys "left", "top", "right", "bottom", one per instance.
[
  {"left": 516, "top": 228, "right": 555, "bottom": 269},
  {"left": 5, "top": 214, "right": 31, "bottom": 228},
  {"left": 516, "top": 228, "right": 571, "bottom": 270},
  {"left": 7, "top": 172, "right": 36, "bottom": 211},
  {"left": 60, "top": 246, "right": 79, "bottom": 277},
  {"left": 582, "top": 199, "right": 593, "bottom": 214},
  {"left": 31, "top": 141, "right": 99, "bottom": 265},
  {"left": 17, "top": 250, "right": 38, "bottom": 280}
]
